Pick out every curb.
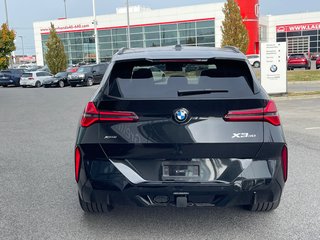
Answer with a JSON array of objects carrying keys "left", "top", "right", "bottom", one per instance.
[
  {"left": 271, "top": 93, "right": 320, "bottom": 101},
  {"left": 288, "top": 80, "right": 320, "bottom": 85}
]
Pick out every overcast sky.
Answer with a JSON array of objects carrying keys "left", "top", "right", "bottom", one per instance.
[{"left": 1, "top": 0, "right": 320, "bottom": 55}]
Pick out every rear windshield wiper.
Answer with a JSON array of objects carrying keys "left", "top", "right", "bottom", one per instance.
[{"left": 177, "top": 89, "right": 229, "bottom": 96}]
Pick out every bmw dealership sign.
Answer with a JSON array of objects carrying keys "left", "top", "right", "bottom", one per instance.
[{"left": 260, "top": 42, "right": 287, "bottom": 94}]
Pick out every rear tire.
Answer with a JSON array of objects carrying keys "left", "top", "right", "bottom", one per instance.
[
  {"left": 2, "top": 85, "right": 7, "bottom": 87},
  {"left": 253, "top": 61, "right": 260, "bottom": 68},
  {"left": 35, "top": 81, "right": 41, "bottom": 88},
  {"left": 78, "top": 194, "right": 113, "bottom": 213},
  {"left": 87, "top": 78, "right": 93, "bottom": 87},
  {"left": 245, "top": 200, "right": 280, "bottom": 212},
  {"left": 58, "top": 80, "right": 65, "bottom": 88},
  {"left": 22, "top": 86, "right": 27, "bottom": 88}
]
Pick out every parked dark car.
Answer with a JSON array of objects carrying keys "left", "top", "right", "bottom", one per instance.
[
  {"left": 316, "top": 57, "right": 320, "bottom": 69},
  {"left": 0, "top": 69, "right": 25, "bottom": 87},
  {"left": 68, "top": 63, "right": 108, "bottom": 87},
  {"left": 75, "top": 46, "right": 287, "bottom": 213},
  {"left": 287, "top": 53, "right": 311, "bottom": 70},
  {"left": 43, "top": 72, "right": 71, "bottom": 88}
]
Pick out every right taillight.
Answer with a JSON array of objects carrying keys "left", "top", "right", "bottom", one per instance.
[
  {"left": 75, "top": 147, "right": 81, "bottom": 183},
  {"left": 281, "top": 145, "right": 288, "bottom": 182},
  {"left": 80, "top": 102, "right": 139, "bottom": 127},
  {"left": 224, "top": 100, "right": 281, "bottom": 126}
]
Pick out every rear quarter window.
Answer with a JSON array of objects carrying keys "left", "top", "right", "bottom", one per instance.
[
  {"left": 22, "top": 73, "right": 32, "bottom": 78},
  {"left": 105, "top": 59, "right": 256, "bottom": 99}
]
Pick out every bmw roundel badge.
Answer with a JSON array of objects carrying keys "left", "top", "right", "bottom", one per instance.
[
  {"left": 270, "top": 65, "right": 278, "bottom": 73},
  {"left": 174, "top": 108, "right": 189, "bottom": 123}
]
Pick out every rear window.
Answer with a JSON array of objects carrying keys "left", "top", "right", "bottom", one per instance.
[
  {"left": 78, "top": 66, "right": 92, "bottom": 73},
  {"left": 22, "top": 73, "right": 32, "bottom": 78},
  {"left": 55, "top": 72, "right": 67, "bottom": 78},
  {"left": 106, "top": 59, "right": 255, "bottom": 99},
  {"left": 289, "top": 54, "right": 305, "bottom": 58},
  {"left": 247, "top": 55, "right": 259, "bottom": 59}
]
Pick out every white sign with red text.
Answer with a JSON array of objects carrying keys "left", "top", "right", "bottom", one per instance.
[
  {"left": 276, "top": 22, "right": 320, "bottom": 33},
  {"left": 260, "top": 42, "right": 287, "bottom": 94},
  {"left": 40, "top": 23, "right": 92, "bottom": 34}
]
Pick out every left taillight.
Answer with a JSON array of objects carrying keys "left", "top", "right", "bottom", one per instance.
[
  {"left": 75, "top": 147, "right": 81, "bottom": 183},
  {"left": 224, "top": 100, "right": 281, "bottom": 126},
  {"left": 80, "top": 102, "right": 139, "bottom": 127}
]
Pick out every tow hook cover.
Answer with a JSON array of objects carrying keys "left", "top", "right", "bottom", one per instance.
[{"left": 176, "top": 196, "right": 188, "bottom": 208}]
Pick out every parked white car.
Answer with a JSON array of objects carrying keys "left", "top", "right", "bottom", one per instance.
[
  {"left": 20, "top": 71, "right": 53, "bottom": 88},
  {"left": 246, "top": 54, "right": 261, "bottom": 68}
]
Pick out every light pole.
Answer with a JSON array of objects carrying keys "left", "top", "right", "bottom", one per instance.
[
  {"left": 63, "top": 0, "right": 67, "bottom": 18},
  {"left": 92, "top": 0, "right": 100, "bottom": 63},
  {"left": 4, "top": 0, "right": 9, "bottom": 26},
  {"left": 126, "top": 0, "right": 131, "bottom": 48},
  {"left": 19, "top": 36, "right": 25, "bottom": 58}
]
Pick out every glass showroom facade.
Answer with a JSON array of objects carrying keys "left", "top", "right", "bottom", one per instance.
[
  {"left": 276, "top": 30, "right": 320, "bottom": 54},
  {"left": 41, "top": 19, "right": 215, "bottom": 64}
]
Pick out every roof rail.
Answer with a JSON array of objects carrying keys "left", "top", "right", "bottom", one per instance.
[
  {"left": 223, "top": 46, "right": 241, "bottom": 53},
  {"left": 117, "top": 47, "right": 129, "bottom": 55}
]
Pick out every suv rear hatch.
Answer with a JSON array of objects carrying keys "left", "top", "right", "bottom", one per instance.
[
  {"left": 288, "top": 54, "right": 307, "bottom": 64},
  {"left": 88, "top": 59, "right": 274, "bottom": 183}
]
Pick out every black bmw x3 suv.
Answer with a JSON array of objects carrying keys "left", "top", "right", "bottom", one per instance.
[{"left": 75, "top": 46, "right": 287, "bottom": 212}]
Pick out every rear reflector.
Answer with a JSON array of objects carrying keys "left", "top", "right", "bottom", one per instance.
[
  {"left": 80, "top": 102, "right": 139, "bottom": 127},
  {"left": 281, "top": 145, "right": 288, "bottom": 182},
  {"left": 28, "top": 77, "right": 34, "bottom": 80},
  {"left": 224, "top": 100, "right": 281, "bottom": 126},
  {"left": 75, "top": 147, "right": 81, "bottom": 182}
]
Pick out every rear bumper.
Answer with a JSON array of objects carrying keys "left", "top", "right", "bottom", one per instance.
[
  {"left": 20, "top": 80, "right": 36, "bottom": 86},
  {"left": 77, "top": 156, "right": 285, "bottom": 207},
  {"left": 287, "top": 63, "right": 308, "bottom": 68},
  {"left": 79, "top": 178, "right": 282, "bottom": 208},
  {"left": 69, "top": 79, "right": 86, "bottom": 85},
  {"left": 0, "top": 79, "right": 17, "bottom": 86}
]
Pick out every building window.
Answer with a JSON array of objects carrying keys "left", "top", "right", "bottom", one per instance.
[{"left": 41, "top": 19, "right": 215, "bottom": 64}]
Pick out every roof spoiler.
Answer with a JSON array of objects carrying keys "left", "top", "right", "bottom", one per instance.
[{"left": 223, "top": 46, "right": 241, "bottom": 53}]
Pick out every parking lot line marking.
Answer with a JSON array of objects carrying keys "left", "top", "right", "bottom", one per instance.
[{"left": 305, "top": 127, "right": 320, "bottom": 130}]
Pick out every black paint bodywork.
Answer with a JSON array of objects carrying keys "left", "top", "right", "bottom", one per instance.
[
  {"left": 75, "top": 47, "right": 287, "bottom": 209},
  {"left": 42, "top": 72, "right": 70, "bottom": 87},
  {"left": 68, "top": 63, "right": 108, "bottom": 87}
]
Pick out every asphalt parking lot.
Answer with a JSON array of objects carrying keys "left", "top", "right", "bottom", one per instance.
[{"left": 1, "top": 86, "right": 320, "bottom": 240}]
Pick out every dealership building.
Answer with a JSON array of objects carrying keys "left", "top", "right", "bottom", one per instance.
[{"left": 33, "top": 0, "right": 320, "bottom": 65}]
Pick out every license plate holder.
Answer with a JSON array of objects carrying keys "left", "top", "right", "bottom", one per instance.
[{"left": 162, "top": 161, "right": 200, "bottom": 181}]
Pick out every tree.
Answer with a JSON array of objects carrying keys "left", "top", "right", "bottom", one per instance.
[
  {"left": 45, "top": 23, "right": 67, "bottom": 74},
  {"left": 221, "top": 0, "right": 249, "bottom": 54},
  {"left": 0, "top": 23, "right": 16, "bottom": 70}
]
